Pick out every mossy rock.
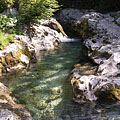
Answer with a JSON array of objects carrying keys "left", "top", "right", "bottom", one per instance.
[{"left": 111, "top": 87, "right": 120, "bottom": 101}]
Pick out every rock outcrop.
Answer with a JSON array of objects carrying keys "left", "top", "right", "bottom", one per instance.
[
  {"left": 0, "top": 17, "right": 67, "bottom": 119},
  {"left": 0, "top": 17, "right": 67, "bottom": 75},
  {"left": 0, "top": 82, "right": 32, "bottom": 120},
  {"left": 59, "top": 9, "right": 120, "bottom": 103}
]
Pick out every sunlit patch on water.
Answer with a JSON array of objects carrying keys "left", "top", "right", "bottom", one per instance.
[{"left": 2, "top": 42, "right": 120, "bottom": 120}]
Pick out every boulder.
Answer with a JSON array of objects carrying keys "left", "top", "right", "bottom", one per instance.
[
  {"left": 59, "top": 9, "right": 120, "bottom": 103},
  {"left": 31, "top": 25, "right": 60, "bottom": 52},
  {"left": 0, "top": 82, "right": 32, "bottom": 120},
  {"left": 16, "top": 18, "right": 67, "bottom": 55},
  {"left": 0, "top": 41, "right": 35, "bottom": 75},
  {"left": 57, "top": 8, "right": 95, "bottom": 33},
  {"left": 0, "top": 17, "right": 67, "bottom": 75},
  {"left": 39, "top": 18, "right": 68, "bottom": 37}
]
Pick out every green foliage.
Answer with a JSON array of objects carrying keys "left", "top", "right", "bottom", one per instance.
[
  {"left": 0, "top": 31, "right": 14, "bottom": 49},
  {"left": 0, "top": 14, "right": 17, "bottom": 33},
  {"left": 0, "top": 14, "right": 25, "bottom": 34},
  {"left": 0, "top": 0, "right": 15, "bottom": 13},
  {"left": 0, "top": 0, "right": 59, "bottom": 25},
  {"left": 18, "top": 0, "right": 59, "bottom": 24}
]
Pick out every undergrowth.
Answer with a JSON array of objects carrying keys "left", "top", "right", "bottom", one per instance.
[{"left": 0, "top": 31, "right": 15, "bottom": 49}]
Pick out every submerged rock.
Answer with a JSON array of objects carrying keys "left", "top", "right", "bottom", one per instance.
[{"left": 59, "top": 9, "right": 120, "bottom": 103}]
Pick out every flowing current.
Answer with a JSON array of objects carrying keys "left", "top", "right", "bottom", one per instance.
[{"left": 2, "top": 39, "right": 120, "bottom": 120}]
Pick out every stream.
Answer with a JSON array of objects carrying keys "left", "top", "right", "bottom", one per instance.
[
  {"left": 5, "top": 41, "right": 83, "bottom": 120},
  {"left": 1, "top": 40, "right": 120, "bottom": 120}
]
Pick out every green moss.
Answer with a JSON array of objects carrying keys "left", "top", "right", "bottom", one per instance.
[
  {"left": 0, "top": 31, "right": 14, "bottom": 49},
  {"left": 111, "top": 87, "right": 120, "bottom": 100},
  {"left": 56, "top": 22, "right": 68, "bottom": 37},
  {"left": 75, "top": 19, "right": 89, "bottom": 38},
  {"left": 16, "top": 44, "right": 31, "bottom": 61}
]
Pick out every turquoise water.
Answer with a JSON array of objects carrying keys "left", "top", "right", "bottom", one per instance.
[
  {"left": 6, "top": 42, "right": 82, "bottom": 120},
  {"left": 2, "top": 42, "right": 120, "bottom": 120}
]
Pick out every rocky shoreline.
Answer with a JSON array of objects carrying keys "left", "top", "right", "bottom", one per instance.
[
  {"left": 0, "top": 16, "right": 67, "bottom": 119},
  {"left": 58, "top": 8, "right": 120, "bottom": 103},
  {"left": 0, "top": 8, "right": 120, "bottom": 119}
]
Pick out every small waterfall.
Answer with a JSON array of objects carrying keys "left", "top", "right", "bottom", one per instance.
[{"left": 59, "top": 33, "right": 80, "bottom": 42}]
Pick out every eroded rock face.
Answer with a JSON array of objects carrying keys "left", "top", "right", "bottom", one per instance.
[
  {"left": 39, "top": 18, "right": 68, "bottom": 37},
  {"left": 15, "top": 18, "right": 67, "bottom": 56},
  {"left": 58, "top": 8, "right": 95, "bottom": 33},
  {"left": 31, "top": 25, "right": 60, "bottom": 52},
  {"left": 59, "top": 9, "right": 120, "bottom": 103},
  {"left": 0, "top": 18, "right": 67, "bottom": 75},
  {"left": 0, "top": 82, "right": 32, "bottom": 120},
  {"left": 0, "top": 43, "right": 31, "bottom": 75}
]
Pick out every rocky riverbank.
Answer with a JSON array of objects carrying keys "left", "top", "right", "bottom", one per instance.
[
  {"left": 58, "top": 8, "right": 120, "bottom": 103},
  {"left": 1, "top": 7, "right": 120, "bottom": 119},
  {"left": 0, "top": 14, "right": 67, "bottom": 119}
]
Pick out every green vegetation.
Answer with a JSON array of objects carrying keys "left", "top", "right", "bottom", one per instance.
[
  {"left": 0, "top": 14, "right": 25, "bottom": 34},
  {"left": 0, "top": 0, "right": 59, "bottom": 49},
  {"left": 0, "top": 0, "right": 15, "bottom": 13},
  {"left": 18, "top": 0, "right": 59, "bottom": 24},
  {"left": 0, "top": 0, "right": 60, "bottom": 27},
  {"left": 0, "top": 31, "right": 14, "bottom": 49},
  {"left": 0, "top": 14, "right": 17, "bottom": 33}
]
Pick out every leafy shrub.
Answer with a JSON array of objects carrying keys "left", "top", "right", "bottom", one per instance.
[
  {"left": 0, "top": 31, "right": 14, "bottom": 49},
  {"left": 0, "top": 14, "right": 25, "bottom": 34},
  {"left": 18, "top": 0, "right": 59, "bottom": 24},
  {"left": 0, "top": 0, "right": 15, "bottom": 13},
  {"left": 0, "top": 0, "right": 59, "bottom": 26},
  {"left": 0, "top": 14, "right": 17, "bottom": 33}
]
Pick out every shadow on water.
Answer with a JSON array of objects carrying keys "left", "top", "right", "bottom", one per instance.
[{"left": 1, "top": 41, "right": 120, "bottom": 120}]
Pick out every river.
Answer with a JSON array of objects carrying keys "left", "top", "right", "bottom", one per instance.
[{"left": 1, "top": 40, "right": 120, "bottom": 120}]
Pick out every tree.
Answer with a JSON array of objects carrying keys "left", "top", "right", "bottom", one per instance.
[
  {"left": 0, "top": 0, "right": 15, "bottom": 13},
  {"left": 18, "top": 0, "right": 59, "bottom": 25}
]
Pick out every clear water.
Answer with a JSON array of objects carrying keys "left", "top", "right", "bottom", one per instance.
[
  {"left": 6, "top": 42, "right": 82, "bottom": 120},
  {"left": 2, "top": 42, "right": 120, "bottom": 120}
]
